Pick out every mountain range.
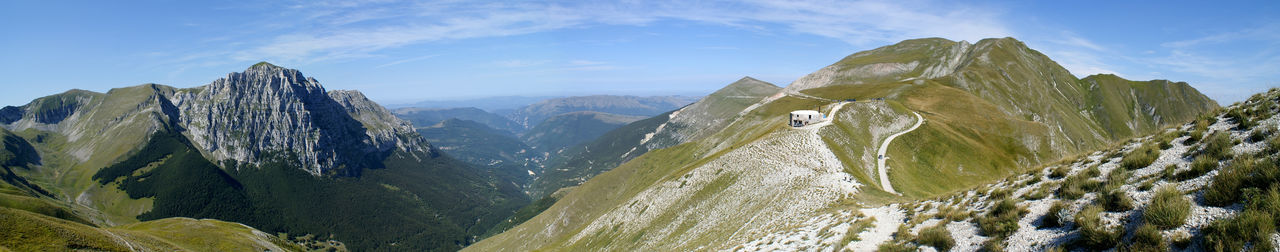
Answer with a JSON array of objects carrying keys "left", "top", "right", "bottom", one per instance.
[{"left": 0, "top": 37, "right": 1236, "bottom": 252}]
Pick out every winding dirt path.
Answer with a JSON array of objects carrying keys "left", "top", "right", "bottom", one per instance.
[{"left": 876, "top": 111, "right": 923, "bottom": 195}]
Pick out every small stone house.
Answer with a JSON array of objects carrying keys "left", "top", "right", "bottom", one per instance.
[{"left": 790, "top": 110, "right": 822, "bottom": 127}]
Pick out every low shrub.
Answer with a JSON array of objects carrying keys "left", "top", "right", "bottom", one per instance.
[
  {"left": 1202, "top": 209, "right": 1275, "bottom": 251},
  {"left": 916, "top": 223, "right": 954, "bottom": 251},
  {"left": 978, "top": 199, "right": 1026, "bottom": 238},
  {"left": 1073, "top": 205, "right": 1121, "bottom": 250},
  {"left": 1127, "top": 224, "right": 1167, "bottom": 252},
  {"left": 1144, "top": 185, "right": 1190, "bottom": 229}
]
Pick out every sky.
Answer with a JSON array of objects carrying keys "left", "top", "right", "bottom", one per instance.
[{"left": 1, "top": 0, "right": 1276, "bottom": 107}]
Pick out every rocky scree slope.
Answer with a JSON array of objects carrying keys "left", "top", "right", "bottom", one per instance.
[{"left": 837, "top": 88, "right": 1280, "bottom": 251}]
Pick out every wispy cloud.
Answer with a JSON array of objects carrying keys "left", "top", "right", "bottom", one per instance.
[
  {"left": 214, "top": 0, "right": 1012, "bottom": 63},
  {"left": 376, "top": 54, "right": 440, "bottom": 68},
  {"left": 1028, "top": 32, "right": 1120, "bottom": 77},
  {"left": 494, "top": 59, "right": 551, "bottom": 68}
]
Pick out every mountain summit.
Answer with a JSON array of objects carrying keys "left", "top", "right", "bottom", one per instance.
[
  {"left": 173, "top": 63, "right": 426, "bottom": 176},
  {"left": 0, "top": 63, "right": 527, "bottom": 251}
]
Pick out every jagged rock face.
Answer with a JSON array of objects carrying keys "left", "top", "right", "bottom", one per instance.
[
  {"left": 172, "top": 64, "right": 423, "bottom": 176},
  {"left": 327, "top": 89, "right": 429, "bottom": 156}
]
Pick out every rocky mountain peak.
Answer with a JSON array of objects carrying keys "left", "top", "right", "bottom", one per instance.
[{"left": 172, "top": 63, "right": 425, "bottom": 176}]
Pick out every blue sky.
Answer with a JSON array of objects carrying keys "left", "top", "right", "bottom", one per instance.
[{"left": 1, "top": 0, "right": 1276, "bottom": 107}]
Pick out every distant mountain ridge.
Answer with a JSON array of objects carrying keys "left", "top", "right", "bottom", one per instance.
[
  {"left": 505, "top": 95, "right": 699, "bottom": 129},
  {"left": 394, "top": 107, "right": 526, "bottom": 135}
]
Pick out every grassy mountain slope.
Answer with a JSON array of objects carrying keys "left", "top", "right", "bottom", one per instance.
[
  {"left": 470, "top": 38, "right": 1218, "bottom": 250},
  {"left": 0, "top": 170, "right": 299, "bottom": 251},
  {"left": 797, "top": 37, "right": 1219, "bottom": 196}
]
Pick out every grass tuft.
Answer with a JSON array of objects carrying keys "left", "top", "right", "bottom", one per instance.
[
  {"left": 1202, "top": 209, "right": 1275, "bottom": 251},
  {"left": 979, "top": 238, "right": 1005, "bottom": 252},
  {"left": 916, "top": 223, "right": 954, "bottom": 251},
  {"left": 1057, "top": 173, "right": 1101, "bottom": 200},
  {"left": 1096, "top": 189, "right": 1133, "bottom": 212},
  {"left": 1127, "top": 224, "right": 1167, "bottom": 252},
  {"left": 1174, "top": 156, "right": 1216, "bottom": 181},
  {"left": 1048, "top": 166, "right": 1069, "bottom": 179},
  {"left": 1143, "top": 185, "right": 1190, "bottom": 229},
  {"left": 1039, "top": 201, "right": 1066, "bottom": 228},
  {"left": 1204, "top": 156, "right": 1278, "bottom": 207},
  {"left": 877, "top": 240, "right": 916, "bottom": 252},
  {"left": 1120, "top": 144, "right": 1160, "bottom": 170},
  {"left": 840, "top": 217, "right": 875, "bottom": 247},
  {"left": 1201, "top": 131, "right": 1234, "bottom": 161},
  {"left": 978, "top": 199, "right": 1026, "bottom": 238},
  {"left": 1073, "top": 205, "right": 1121, "bottom": 250}
]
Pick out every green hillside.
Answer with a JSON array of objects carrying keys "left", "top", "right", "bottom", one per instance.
[
  {"left": 468, "top": 37, "right": 1219, "bottom": 251},
  {"left": 524, "top": 77, "right": 781, "bottom": 198}
]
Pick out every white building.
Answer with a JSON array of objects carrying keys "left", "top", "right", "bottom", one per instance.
[{"left": 790, "top": 110, "right": 823, "bottom": 127}]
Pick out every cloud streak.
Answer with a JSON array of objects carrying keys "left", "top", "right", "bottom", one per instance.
[{"left": 225, "top": 0, "right": 1013, "bottom": 63}]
